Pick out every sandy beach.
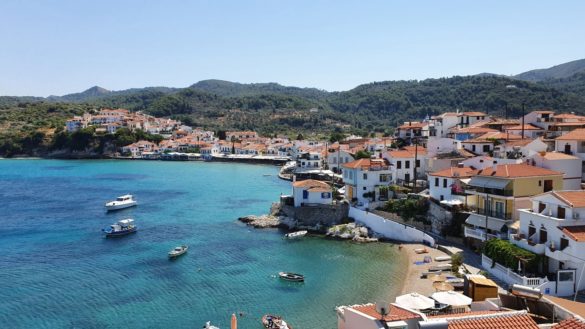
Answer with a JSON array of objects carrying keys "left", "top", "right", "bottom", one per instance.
[{"left": 399, "top": 243, "right": 453, "bottom": 296}]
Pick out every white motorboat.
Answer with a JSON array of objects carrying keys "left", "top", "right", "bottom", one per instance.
[
  {"left": 102, "top": 218, "right": 137, "bottom": 237},
  {"left": 203, "top": 321, "right": 220, "bottom": 329},
  {"left": 168, "top": 245, "right": 188, "bottom": 258},
  {"left": 105, "top": 194, "right": 137, "bottom": 211},
  {"left": 284, "top": 230, "right": 307, "bottom": 239}
]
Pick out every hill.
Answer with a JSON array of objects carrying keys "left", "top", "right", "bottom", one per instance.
[{"left": 514, "top": 58, "right": 585, "bottom": 82}]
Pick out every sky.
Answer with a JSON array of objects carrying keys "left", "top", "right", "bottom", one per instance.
[{"left": 1, "top": 0, "right": 584, "bottom": 96}]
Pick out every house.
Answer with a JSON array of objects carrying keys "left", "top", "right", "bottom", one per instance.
[
  {"left": 120, "top": 140, "right": 157, "bottom": 157},
  {"left": 530, "top": 152, "right": 583, "bottom": 190},
  {"left": 523, "top": 110, "right": 555, "bottom": 130},
  {"left": 226, "top": 131, "right": 258, "bottom": 141},
  {"left": 457, "top": 111, "right": 490, "bottom": 128},
  {"left": 336, "top": 303, "right": 422, "bottom": 329},
  {"left": 508, "top": 190, "right": 585, "bottom": 296},
  {"left": 428, "top": 112, "right": 460, "bottom": 138},
  {"left": 548, "top": 113, "right": 585, "bottom": 138},
  {"left": 504, "top": 124, "right": 545, "bottom": 139},
  {"left": 555, "top": 128, "right": 585, "bottom": 161},
  {"left": 449, "top": 126, "right": 498, "bottom": 142},
  {"left": 426, "top": 138, "right": 462, "bottom": 158},
  {"left": 461, "top": 138, "right": 495, "bottom": 156},
  {"left": 296, "top": 146, "right": 324, "bottom": 169},
  {"left": 384, "top": 147, "right": 428, "bottom": 185},
  {"left": 463, "top": 163, "right": 564, "bottom": 247},
  {"left": 65, "top": 116, "right": 86, "bottom": 132},
  {"left": 327, "top": 145, "right": 355, "bottom": 174},
  {"left": 291, "top": 179, "right": 332, "bottom": 207},
  {"left": 493, "top": 138, "right": 548, "bottom": 159},
  {"left": 427, "top": 165, "right": 475, "bottom": 204},
  {"left": 342, "top": 158, "right": 392, "bottom": 206},
  {"left": 394, "top": 122, "right": 429, "bottom": 142}
]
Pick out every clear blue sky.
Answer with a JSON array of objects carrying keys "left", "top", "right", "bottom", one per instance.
[{"left": 1, "top": 0, "right": 584, "bottom": 96}]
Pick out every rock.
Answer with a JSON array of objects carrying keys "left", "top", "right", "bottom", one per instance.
[
  {"left": 238, "top": 214, "right": 297, "bottom": 229},
  {"left": 325, "top": 223, "right": 377, "bottom": 242}
]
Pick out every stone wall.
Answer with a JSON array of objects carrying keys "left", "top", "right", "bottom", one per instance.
[
  {"left": 428, "top": 201, "right": 453, "bottom": 234},
  {"left": 280, "top": 202, "right": 349, "bottom": 227}
]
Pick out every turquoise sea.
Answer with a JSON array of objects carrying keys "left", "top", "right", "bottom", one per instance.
[{"left": 0, "top": 159, "right": 407, "bottom": 329}]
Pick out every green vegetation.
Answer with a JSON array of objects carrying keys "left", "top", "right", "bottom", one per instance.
[
  {"left": 483, "top": 239, "right": 542, "bottom": 274},
  {"left": 451, "top": 253, "right": 464, "bottom": 275},
  {"left": 381, "top": 198, "right": 429, "bottom": 223},
  {"left": 354, "top": 150, "right": 372, "bottom": 159}
]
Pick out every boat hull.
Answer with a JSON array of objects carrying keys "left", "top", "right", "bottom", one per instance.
[
  {"left": 262, "top": 315, "right": 292, "bottom": 329},
  {"left": 103, "top": 227, "right": 137, "bottom": 237},
  {"left": 278, "top": 272, "right": 304, "bottom": 282},
  {"left": 105, "top": 201, "right": 137, "bottom": 211},
  {"left": 168, "top": 248, "right": 188, "bottom": 258}
]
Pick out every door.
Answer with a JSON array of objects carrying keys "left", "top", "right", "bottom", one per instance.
[
  {"left": 538, "top": 202, "right": 546, "bottom": 213},
  {"left": 564, "top": 144, "right": 572, "bottom": 155},
  {"left": 558, "top": 206, "right": 566, "bottom": 219},
  {"left": 405, "top": 173, "right": 410, "bottom": 183},
  {"left": 495, "top": 201, "right": 504, "bottom": 218},
  {"left": 539, "top": 228, "right": 547, "bottom": 243},
  {"left": 544, "top": 180, "right": 553, "bottom": 192}
]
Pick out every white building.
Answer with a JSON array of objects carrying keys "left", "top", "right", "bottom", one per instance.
[
  {"left": 461, "top": 139, "right": 494, "bottom": 156},
  {"left": 336, "top": 303, "right": 422, "bottom": 329},
  {"left": 427, "top": 165, "right": 475, "bottom": 203},
  {"left": 327, "top": 148, "right": 355, "bottom": 174},
  {"left": 384, "top": 147, "right": 427, "bottom": 185},
  {"left": 493, "top": 138, "right": 548, "bottom": 159},
  {"left": 428, "top": 112, "right": 460, "bottom": 138},
  {"left": 291, "top": 179, "right": 333, "bottom": 207},
  {"left": 342, "top": 158, "right": 392, "bottom": 207},
  {"left": 505, "top": 124, "right": 545, "bottom": 139},
  {"left": 508, "top": 190, "right": 585, "bottom": 297},
  {"left": 530, "top": 152, "right": 583, "bottom": 190},
  {"left": 426, "top": 138, "right": 461, "bottom": 157},
  {"left": 457, "top": 111, "right": 490, "bottom": 127},
  {"left": 555, "top": 128, "right": 585, "bottom": 161}
]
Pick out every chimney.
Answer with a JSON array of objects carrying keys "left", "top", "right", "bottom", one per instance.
[
  {"left": 492, "top": 160, "right": 498, "bottom": 171},
  {"left": 409, "top": 121, "right": 412, "bottom": 126}
]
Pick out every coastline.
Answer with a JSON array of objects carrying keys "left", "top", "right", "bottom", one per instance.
[{"left": 398, "top": 243, "right": 451, "bottom": 296}]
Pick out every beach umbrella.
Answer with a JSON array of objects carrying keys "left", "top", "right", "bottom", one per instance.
[
  {"left": 431, "top": 291, "right": 472, "bottom": 306},
  {"left": 395, "top": 292, "right": 435, "bottom": 310},
  {"left": 428, "top": 273, "right": 447, "bottom": 282},
  {"left": 231, "top": 313, "right": 237, "bottom": 329},
  {"left": 432, "top": 281, "right": 454, "bottom": 292}
]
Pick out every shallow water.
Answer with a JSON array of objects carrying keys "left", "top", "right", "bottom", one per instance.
[{"left": 0, "top": 159, "right": 407, "bottom": 328}]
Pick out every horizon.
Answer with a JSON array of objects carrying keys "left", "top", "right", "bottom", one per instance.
[{"left": 1, "top": 1, "right": 585, "bottom": 97}]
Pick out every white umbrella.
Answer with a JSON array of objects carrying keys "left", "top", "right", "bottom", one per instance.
[
  {"left": 431, "top": 291, "right": 472, "bottom": 306},
  {"left": 395, "top": 292, "right": 435, "bottom": 310}
]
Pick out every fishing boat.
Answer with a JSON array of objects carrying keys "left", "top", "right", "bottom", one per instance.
[
  {"left": 278, "top": 272, "right": 304, "bottom": 282},
  {"left": 203, "top": 321, "right": 220, "bottom": 329},
  {"left": 261, "top": 314, "right": 293, "bottom": 329},
  {"left": 102, "top": 219, "right": 137, "bottom": 237},
  {"left": 283, "top": 230, "right": 307, "bottom": 239},
  {"left": 105, "top": 194, "right": 137, "bottom": 211},
  {"left": 168, "top": 245, "right": 188, "bottom": 258}
]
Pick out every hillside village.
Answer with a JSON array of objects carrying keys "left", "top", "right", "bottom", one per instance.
[{"left": 64, "top": 107, "right": 585, "bottom": 327}]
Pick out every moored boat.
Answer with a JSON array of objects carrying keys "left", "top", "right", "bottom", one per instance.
[
  {"left": 278, "top": 272, "right": 304, "bottom": 282},
  {"left": 168, "top": 245, "right": 188, "bottom": 258},
  {"left": 283, "top": 230, "right": 307, "bottom": 239},
  {"left": 203, "top": 321, "right": 220, "bottom": 329},
  {"left": 102, "top": 218, "right": 137, "bottom": 237},
  {"left": 261, "top": 314, "right": 292, "bottom": 329},
  {"left": 105, "top": 194, "right": 137, "bottom": 211}
]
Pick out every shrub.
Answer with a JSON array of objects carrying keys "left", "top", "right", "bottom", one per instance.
[{"left": 483, "top": 239, "right": 542, "bottom": 273}]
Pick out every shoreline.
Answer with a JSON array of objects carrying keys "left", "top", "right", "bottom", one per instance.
[{"left": 398, "top": 243, "right": 452, "bottom": 297}]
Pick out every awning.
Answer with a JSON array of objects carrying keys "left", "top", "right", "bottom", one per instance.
[
  {"left": 468, "top": 176, "right": 510, "bottom": 189},
  {"left": 440, "top": 199, "right": 463, "bottom": 206},
  {"left": 465, "top": 213, "right": 508, "bottom": 231},
  {"left": 460, "top": 178, "right": 471, "bottom": 184}
]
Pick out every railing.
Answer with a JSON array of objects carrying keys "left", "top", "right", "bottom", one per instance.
[
  {"left": 468, "top": 207, "right": 514, "bottom": 220},
  {"left": 466, "top": 186, "right": 513, "bottom": 197},
  {"left": 464, "top": 227, "right": 487, "bottom": 241},
  {"left": 481, "top": 254, "right": 549, "bottom": 288}
]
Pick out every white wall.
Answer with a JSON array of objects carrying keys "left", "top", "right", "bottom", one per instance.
[
  {"left": 349, "top": 207, "right": 435, "bottom": 246},
  {"left": 531, "top": 156, "right": 582, "bottom": 190},
  {"left": 427, "top": 138, "right": 461, "bottom": 157}
]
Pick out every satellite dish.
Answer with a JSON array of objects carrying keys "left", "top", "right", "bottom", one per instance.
[{"left": 376, "top": 301, "right": 389, "bottom": 316}]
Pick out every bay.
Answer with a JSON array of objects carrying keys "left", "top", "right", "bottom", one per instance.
[{"left": 0, "top": 159, "right": 407, "bottom": 329}]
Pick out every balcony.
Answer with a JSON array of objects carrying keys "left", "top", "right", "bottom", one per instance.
[
  {"left": 464, "top": 227, "right": 506, "bottom": 242},
  {"left": 466, "top": 187, "right": 513, "bottom": 197},
  {"left": 509, "top": 234, "right": 546, "bottom": 254},
  {"left": 468, "top": 207, "right": 514, "bottom": 221}
]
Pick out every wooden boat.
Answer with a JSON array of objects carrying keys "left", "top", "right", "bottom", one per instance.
[
  {"left": 102, "top": 219, "right": 137, "bottom": 237},
  {"left": 168, "top": 245, "right": 188, "bottom": 258},
  {"left": 278, "top": 272, "right": 304, "bottom": 282},
  {"left": 284, "top": 230, "right": 307, "bottom": 239},
  {"left": 261, "top": 314, "right": 293, "bottom": 329}
]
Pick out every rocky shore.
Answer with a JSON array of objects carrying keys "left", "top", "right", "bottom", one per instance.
[
  {"left": 326, "top": 223, "right": 378, "bottom": 242},
  {"left": 238, "top": 214, "right": 296, "bottom": 229}
]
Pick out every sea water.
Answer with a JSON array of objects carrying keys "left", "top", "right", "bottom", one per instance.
[{"left": 0, "top": 159, "right": 407, "bottom": 329}]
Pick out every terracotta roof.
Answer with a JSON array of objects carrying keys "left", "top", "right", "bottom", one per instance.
[
  {"left": 550, "top": 122, "right": 585, "bottom": 127},
  {"left": 503, "top": 139, "right": 538, "bottom": 147},
  {"left": 461, "top": 111, "right": 487, "bottom": 116},
  {"left": 554, "top": 113, "right": 585, "bottom": 120},
  {"left": 447, "top": 313, "right": 538, "bottom": 329},
  {"left": 477, "top": 132, "right": 523, "bottom": 140},
  {"left": 505, "top": 124, "right": 543, "bottom": 131},
  {"left": 307, "top": 187, "right": 331, "bottom": 193},
  {"left": 560, "top": 225, "right": 585, "bottom": 242},
  {"left": 533, "top": 110, "right": 555, "bottom": 114},
  {"left": 544, "top": 295, "right": 585, "bottom": 318},
  {"left": 428, "top": 310, "right": 500, "bottom": 319},
  {"left": 398, "top": 122, "right": 428, "bottom": 129},
  {"left": 292, "top": 179, "right": 330, "bottom": 189},
  {"left": 472, "top": 164, "right": 563, "bottom": 178},
  {"left": 552, "top": 318, "right": 585, "bottom": 329},
  {"left": 342, "top": 158, "right": 390, "bottom": 170},
  {"left": 536, "top": 152, "right": 579, "bottom": 160},
  {"left": 556, "top": 128, "right": 585, "bottom": 140},
  {"left": 451, "top": 127, "right": 498, "bottom": 134},
  {"left": 351, "top": 303, "right": 420, "bottom": 322},
  {"left": 429, "top": 167, "right": 475, "bottom": 178},
  {"left": 551, "top": 191, "right": 585, "bottom": 208},
  {"left": 461, "top": 139, "right": 493, "bottom": 144}
]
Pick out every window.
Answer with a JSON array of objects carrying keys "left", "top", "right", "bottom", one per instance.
[
  {"left": 380, "top": 174, "right": 390, "bottom": 182},
  {"left": 472, "top": 145, "right": 476, "bottom": 152},
  {"left": 435, "top": 177, "right": 439, "bottom": 187},
  {"left": 363, "top": 186, "right": 367, "bottom": 190},
  {"left": 416, "top": 159, "right": 420, "bottom": 168},
  {"left": 321, "top": 192, "right": 331, "bottom": 199},
  {"left": 538, "top": 202, "right": 545, "bottom": 213},
  {"left": 558, "top": 206, "right": 566, "bottom": 219},
  {"left": 443, "top": 179, "right": 447, "bottom": 188},
  {"left": 560, "top": 237, "right": 569, "bottom": 250},
  {"left": 363, "top": 173, "right": 368, "bottom": 180},
  {"left": 539, "top": 180, "right": 542, "bottom": 187},
  {"left": 559, "top": 271, "right": 574, "bottom": 282},
  {"left": 440, "top": 195, "right": 444, "bottom": 201},
  {"left": 397, "top": 161, "right": 402, "bottom": 169},
  {"left": 483, "top": 145, "right": 490, "bottom": 152},
  {"left": 302, "top": 190, "right": 308, "bottom": 199},
  {"left": 405, "top": 161, "right": 410, "bottom": 169}
]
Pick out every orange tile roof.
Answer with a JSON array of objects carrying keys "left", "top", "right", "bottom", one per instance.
[
  {"left": 452, "top": 127, "right": 498, "bottom": 134},
  {"left": 544, "top": 296, "right": 585, "bottom": 318},
  {"left": 502, "top": 139, "right": 538, "bottom": 147},
  {"left": 398, "top": 122, "right": 428, "bottom": 129},
  {"left": 447, "top": 313, "right": 538, "bottom": 329},
  {"left": 472, "top": 164, "right": 563, "bottom": 178},
  {"left": 461, "top": 111, "right": 487, "bottom": 116},
  {"left": 292, "top": 179, "right": 331, "bottom": 189},
  {"left": 560, "top": 225, "right": 585, "bottom": 242},
  {"left": 351, "top": 303, "right": 420, "bottom": 322},
  {"left": 429, "top": 166, "right": 475, "bottom": 178},
  {"left": 506, "top": 124, "right": 543, "bottom": 131},
  {"left": 537, "top": 152, "right": 579, "bottom": 160},
  {"left": 554, "top": 113, "right": 585, "bottom": 120},
  {"left": 551, "top": 122, "right": 585, "bottom": 127},
  {"left": 552, "top": 191, "right": 585, "bottom": 208},
  {"left": 533, "top": 110, "right": 555, "bottom": 114},
  {"left": 428, "top": 310, "right": 501, "bottom": 319},
  {"left": 342, "top": 158, "right": 389, "bottom": 169},
  {"left": 552, "top": 318, "right": 585, "bottom": 329},
  {"left": 556, "top": 128, "right": 585, "bottom": 140},
  {"left": 477, "top": 132, "right": 523, "bottom": 140}
]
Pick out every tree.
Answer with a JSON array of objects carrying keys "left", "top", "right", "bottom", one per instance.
[
  {"left": 354, "top": 150, "right": 372, "bottom": 159},
  {"left": 296, "top": 133, "right": 304, "bottom": 140},
  {"left": 329, "top": 132, "right": 345, "bottom": 143}
]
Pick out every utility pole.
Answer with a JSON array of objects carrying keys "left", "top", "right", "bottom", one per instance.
[
  {"left": 521, "top": 102, "right": 526, "bottom": 140},
  {"left": 413, "top": 138, "right": 418, "bottom": 193}
]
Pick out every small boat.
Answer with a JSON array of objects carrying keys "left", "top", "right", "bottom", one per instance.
[
  {"left": 102, "top": 218, "right": 137, "bottom": 237},
  {"left": 278, "top": 272, "right": 304, "bottom": 282},
  {"left": 105, "top": 194, "right": 137, "bottom": 211},
  {"left": 261, "top": 314, "right": 292, "bottom": 329},
  {"left": 283, "top": 230, "right": 307, "bottom": 239},
  {"left": 203, "top": 321, "right": 220, "bottom": 329},
  {"left": 168, "top": 245, "right": 188, "bottom": 258},
  {"left": 435, "top": 256, "right": 452, "bottom": 262}
]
